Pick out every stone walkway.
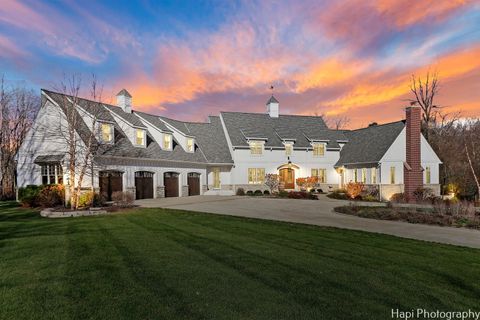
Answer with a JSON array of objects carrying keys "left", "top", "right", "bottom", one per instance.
[{"left": 136, "top": 195, "right": 480, "bottom": 249}]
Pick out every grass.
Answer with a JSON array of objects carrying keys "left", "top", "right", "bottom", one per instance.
[{"left": 1, "top": 201, "right": 480, "bottom": 320}]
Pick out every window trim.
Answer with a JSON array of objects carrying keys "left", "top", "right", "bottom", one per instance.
[
  {"left": 371, "top": 168, "right": 377, "bottom": 184},
  {"left": 311, "top": 142, "right": 325, "bottom": 157},
  {"left": 186, "top": 138, "right": 195, "bottom": 153},
  {"left": 163, "top": 133, "right": 173, "bottom": 150},
  {"left": 425, "top": 166, "right": 431, "bottom": 184},
  {"left": 390, "top": 166, "right": 396, "bottom": 184},
  {"left": 283, "top": 141, "right": 293, "bottom": 156},
  {"left": 249, "top": 140, "right": 264, "bottom": 156},
  {"left": 248, "top": 168, "right": 265, "bottom": 184},
  {"left": 134, "top": 128, "right": 146, "bottom": 147},
  {"left": 311, "top": 168, "right": 327, "bottom": 183},
  {"left": 41, "top": 164, "right": 63, "bottom": 185},
  {"left": 99, "top": 122, "right": 114, "bottom": 144}
]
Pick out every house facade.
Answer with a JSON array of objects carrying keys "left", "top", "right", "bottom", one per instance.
[{"left": 17, "top": 89, "right": 442, "bottom": 201}]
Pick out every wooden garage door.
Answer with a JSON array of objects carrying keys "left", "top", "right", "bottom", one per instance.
[
  {"left": 99, "top": 171, "right": 123, "bottom": 201},
  {"left": 187, "top": 173, "right": 200, "bottom": 196},
  {"left": 164, "top": 172, "right": 179, "bottom": 197},
  {"left": 135, "top": 171, "right": 154, "bottom": 199}
]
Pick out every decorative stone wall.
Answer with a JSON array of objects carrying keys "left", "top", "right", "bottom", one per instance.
[
  {"left": 156, "top": 186, "right": 165, "bottom": 198},
  {"left": 126, "top": 187, "right": 136, "bottom": 199},
  {"left": 181, "top": 185, "right": 189, "bottom": 197},
  {"left": 379, "top": 184, "right": 403, "bottom": 201}
]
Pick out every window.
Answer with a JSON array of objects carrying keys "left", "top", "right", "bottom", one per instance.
[
  {"left": 248, "top": 168, "right": 265, "bottom": 184},
  {"left": 371, "top": 168, "right": 377, "bottom": 184},
  {"left": 353, "top": 169, "right": 358, "bottom": 183},
  {"left": 163, "top": 134, "right": 172, "bottom": 150},
  {"left": 312, "top": 143, "right": 325, "bottom": 156},
  {"left": 425, "top": 166, "right": 431, "bottom": 184},
  {"left": 100, "top": 123, "right": 114, "bottom": 143},
  {"left": 311, "top": 168, "right": 327, "bottom": 183},
  {"left": 213, "top": 168, "right": 221, "bottom": 188},
  {"left": 135, "top": 129, "right": 146, "bottom": 146},
  {"left": 390, "top": 166, "right": 396, "bottom": 184},
  {"left": 249, "top": 141, "right": 263, "bottom": 155},
  {"left": 362, "top": 168, "right": 367, "bottom": 183},
  {"left": 41, "top": 164, "right": 63, "bottom": 185},
  {"left": 186, "top": 138, "right": 194, "bottom": 152},
  {"left": 284, "top": 142, "right": 293, "bottom": 155}
]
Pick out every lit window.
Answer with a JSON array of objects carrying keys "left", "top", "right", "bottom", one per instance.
[
  {"left": 186, "top": 138, "right": 194, "bottom": 152},
  {"left": 135, "top": 129, "right": 145, "bottom": 146},
  {"left": 362, "top": 168, "right": 367, "bottom": 183},
  {"left": 353, "top": 169, "right": 358, "bottom": 183},
  {"left": 425, "top": 166, "right": 431, "bottom": 184},
  {"left": 284, "top": 142, "right": 293, "bottom": 155},
  {"left": 249, "top": 141, "right": 263, "bottom": 155},
  {"left": 100, "top": 123, "right": 114, "bottom": 143},
  {"left": 311, "top": 168, "right": 327, "bottom": 183},
  {"left": 248, "top": 168, "right": 265, "bottom": 184},
  {"left": 312, "top": 143, "right": 325, "bottom": 156},
  {"left": 163, "top": 134, "right": 172, "bottom": 150},
  {"left": 41, "top": 164, "right": 63, "bottom": 185},
  {"left": 390, "top": 166, "right": 396, "bottom": 184},
  {"left": 213, "top": 168, "right": 221, "bottom": 188},
  {"left": 371, "top": 168, "right": 377, "bottom": 184}
]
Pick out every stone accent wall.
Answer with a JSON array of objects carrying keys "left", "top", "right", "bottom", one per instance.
[
  {"left": 156, "top": 186, "right": 165, "bottom": 198},
  {"left": 380, "top": 184, "right": 403, "bottom": 201},
  {"left": 233, "top": 184, "right": 268, "bottom": 193},
  {"left": 404, "top": 106, "right": 423, "bottom": 202},
  {"left": 181, "top": 185, "right": 189, "bottom": 197},
  {"left": 202, "top": 185, "right": 208, "bottom": 194},
  {"left": 126, "top": 187, "right": 136, "bottom": 199}
]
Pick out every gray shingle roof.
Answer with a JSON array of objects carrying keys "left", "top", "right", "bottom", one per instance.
[
  {"left": 34, "top": 154, "right": 65, "bottom": 163},
  {"left": 159, "top": 116, "right": 193, "bottom": 136},
  {"left": 266, "top": 95, "right": 279, "bottom": 104},
  {"left": 134, "top": 111, "right": 172, "bottom": 132},
  {"left": 335, "top": 121, "right": 405, "bottom": 167},
  {"left": 116, "top": 89, "right": 132, "bottom": 97},
  {"left": 220, "top": 112, "right": 347, "bottom": 149},
  {"left": 104, "top": 104, "right": 147, "bottom": 128}
]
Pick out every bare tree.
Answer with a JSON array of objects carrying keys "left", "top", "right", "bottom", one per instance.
[
  {"left": 0, "top": 76, "right": 39, "bottom": 199},
  {"left": 409, "top": 71, "right": 440, "bottom": 139},
  {"left": 323, "top": 114, "right": 351, "bottom": 130},
  {"left": 463, "top": 120, "right": 480, "bottom": 200},
  {"left": 50, "top": 74, "right": 105, "bottom": 209}
]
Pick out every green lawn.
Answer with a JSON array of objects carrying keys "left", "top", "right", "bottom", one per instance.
[{"left": 1, "top": 202, "right": 479, "bottom": 320}]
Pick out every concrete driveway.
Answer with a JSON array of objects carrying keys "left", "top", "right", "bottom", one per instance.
[{"left": 135, "top": 195, "right": 480, "bottom": 249}]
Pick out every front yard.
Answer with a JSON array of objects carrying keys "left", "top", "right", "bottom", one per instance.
[{"left": 1, "top": 201, "right": 479, "bottom": 319}]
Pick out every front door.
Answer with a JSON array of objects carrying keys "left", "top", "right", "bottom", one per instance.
[{"left": 279, "top": 168, "right": 295, "bottom": 189}]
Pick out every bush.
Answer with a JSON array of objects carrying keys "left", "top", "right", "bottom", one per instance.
[
  {"left": 78, "top": 191, "right": 95, "bottom": 208},
  {"left": 345, "top": 182, "right": 364, "bottom": 199},
  {"left": 112, "top": 191, "right": 135, "bottom": 207},
  {"left": 92, "top": 193, "right": 106, "bottom": 207},
  {"left": 278, "top": 190, "right": 289, "bottom": 198},
  {"left": 18, "top": 185, "right": 42, "bottom": 207},
  {"left": 287, "top": 191, "right": 317, "bottom": 200},
  {"left": 413, "top": 187, "right": 435, "bottom": 203},
  {"left": 254, "top": 190, "right": 263, "bottom": 196},
  {"left": 36, "top": 185, "right": 65, "bottom": 207},
  {"left": 390, "top": 193, "right": 405, "bottom": 203},
  {"left": 263, "top": 190, "right": 270, "bottom": 195},
  {"left": 317, "top": 189, "right": 324, "bottom": 193},
  {"left": 246, "top": 190, "right": 254, "bottom": 196},
  {"left": 362, "top": 195, "right": 378, "bottom": 202},
  {"left": 236, "top": 188, "right": 245, "bottom": 196},
  {"left": 327, "top": 189, "right": 348, "bottom": 200}
]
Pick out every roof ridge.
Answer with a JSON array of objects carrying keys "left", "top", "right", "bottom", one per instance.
[{"left": 351, "top": 120, "right": 405, "bottom": 132}]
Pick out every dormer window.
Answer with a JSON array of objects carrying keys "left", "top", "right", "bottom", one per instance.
[
  {"left": 186, "top": 138, "right": 194, "bottom": 152},
  {"left": 135, "top": 128, "right": 146, "bottom": 147},
  {"left": 284, "top": 142, "right": 293, "bottom": 155},
  {"left": 100, "top": 123, "right": 114, "bottom": 143},
  {"left": 249, "top": 140, "right": 263, "bottom": 155},
  {"left": 312, "top": 143, "right": 325, "bottom": 157},
  {"left": 163, "top": 134, "right": 172, "bottom": 150}
]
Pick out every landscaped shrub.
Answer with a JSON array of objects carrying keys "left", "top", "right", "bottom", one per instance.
[
  {"left": 264, "top": 174, "right": 279, "bottom": 193},
  {"left": 112, "top": 191, "right": 135, "bottom": 207},
  {"left": 345, "top": 182, "right": 364, "bottom": 199},
  {"left": 78, "top": 191, "right": 95, "bottom": 208},
  {"left": 362, "top": 195, "right": 378, "bottom": 202},
  {"left": 296, "top": 176, "right": 318, "bottom": 191},
  {"left": 236, "top": 188, "right": 245, "bottom": 196},
  {"left": 18, "top": 185, "right": 42, "bottom": 207},
  {"left": 92, "top": 193, "right": 106, "bottom": 207},
  {"left": 246, "top": 190, "right": 254, "bottom": 196},
  {"left": 36, "top": 185, "right": 65, "bottom": 207},
  {"left": 413, "top": 187, "right": 435, "bottom": 203},
  {"left": 278, "top": 190, "right": 289, "bottom": 198},
  {"left": 254, "top": 190, "right": 263, "bottom": 196},
  {"left": 263, "top": 190, "right": 270, "bottom": 195},
  {"left": 327, "top": 189, "right": 348, "bottom": 200},
  {"left": 287, "top": 191, "right": 317, "bottom": 200},
  {"left": 317, "top": 189, "right": 324, "bottom": 193},
  {"left": 390, "top": 193, "right": 405, "bottom": 203}
]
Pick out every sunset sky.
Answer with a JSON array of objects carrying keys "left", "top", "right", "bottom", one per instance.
[{"left": 1, "top": 0, "right": 479, "bottom": 128}]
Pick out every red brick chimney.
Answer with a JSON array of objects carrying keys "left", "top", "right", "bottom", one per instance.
[{"left": 404, "top": 105, "right": 423, "bottom": 202}]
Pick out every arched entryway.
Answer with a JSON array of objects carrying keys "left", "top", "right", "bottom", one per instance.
[
  {"left": 277, "top": 162, "right": 299, "bottom": 190},
  {"left": 164, "top": 172, "right": 179, "bottom": 197},
  {"left": 187, "top": 172, "right": 201, "bottom": 196},
  {"left": 99, "top": 170, "right": 123, "bottom": 201},
  {"left": 135, "top": 171, "right": 154, "bottom": 199}
]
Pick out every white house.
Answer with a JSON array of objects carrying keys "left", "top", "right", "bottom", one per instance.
[{"left": 16, "top": 89, "right": 442, "bottom": 201}]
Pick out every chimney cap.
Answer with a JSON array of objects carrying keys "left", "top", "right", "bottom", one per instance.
[
  {"left": 266, "top": 95, "right": 279, "bottom": 105},
  {"left": 116, "top": 89, "right": 132, "bottom": 98}
]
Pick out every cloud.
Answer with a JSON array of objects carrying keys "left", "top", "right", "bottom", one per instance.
[{"left": 0, "top": 34, "right": 27, "bottom": 58}]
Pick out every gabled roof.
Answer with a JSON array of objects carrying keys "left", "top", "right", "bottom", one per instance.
[
  {"left": 220, "top": 111, "right": 347, "bottom": 149},
  {"left": 134, "top": 111, "right": 172, "bottom": 132},
  {"left": 104, "top": 104, "right": 147, "bottom": 128},
  {"left": 117, "top": 89, "right": 132, "bottom": 97},
  {"left": 266, "top": 95, "right": 279, "bottom": 104},
  {"left": 335, "top": 121, "right": 405, "bottom": 167},
  {"left": 159, "top": 116, "right": 193, "bottom": 136}
]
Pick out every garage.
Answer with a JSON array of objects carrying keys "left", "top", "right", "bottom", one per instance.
[
  {"left": 187, "top": 172, "right": 200, "bottom": 196},
  {"left": 164, "top": 172, "right": 179, "bottom": 197},
  {"left": 135, "top": 171, "right": 154, "bottom": 199},
  {"left": 99, "top": 171, "right": 123, "bottom": 201}
]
